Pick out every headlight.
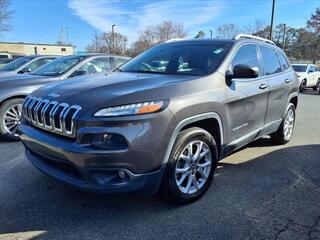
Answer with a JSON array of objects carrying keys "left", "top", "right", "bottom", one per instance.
[{"left": 94, "top": 100, "right": 166, "bottom": 117}]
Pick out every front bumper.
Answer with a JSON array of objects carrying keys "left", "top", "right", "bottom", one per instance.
[
  {"left": 25, "top": 147, "right": 165, "bottom": 194},
  {"left": 19, "top": 109, "right": 175, "bottom": 194}
]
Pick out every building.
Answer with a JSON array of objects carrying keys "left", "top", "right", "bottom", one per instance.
[{"left": 0, "top": 42, "right": 74, "bottom": 56}]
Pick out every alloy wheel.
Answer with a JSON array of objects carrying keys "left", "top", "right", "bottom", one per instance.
[
  {"left": 175, "top": 141, "right": 212, "bottom": 194},
  {"left": 284, "top": 108, "right": 295, "bottom": 140},
  {"left": 3, "top": 103, "right": 22, "bottom": 137}
]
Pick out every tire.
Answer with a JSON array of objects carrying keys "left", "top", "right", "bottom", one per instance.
[
  {"left": 314, "top": 80, "right": 320, "bottom": 91},
  {"left": 270, "top": 103, "right": 296, "bottom": 145},
  {"left": 158, "top": 127, "right": 218, "bottom": 204},
  {"left": 0, "top": 98, "right": 24, "bottom": 141},
  {"left": 300, "top": 79, "right": 306, "bottom": 92}
]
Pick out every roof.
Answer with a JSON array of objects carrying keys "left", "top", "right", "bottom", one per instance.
[{"left": 0, "top": 41, "right": 74, "bottom": 47}]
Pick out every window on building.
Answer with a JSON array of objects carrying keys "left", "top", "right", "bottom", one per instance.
[{"left": 61, "top": 48, "right": 66, "bottom": 52}]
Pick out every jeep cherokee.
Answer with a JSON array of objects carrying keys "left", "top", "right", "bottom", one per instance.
[{"left": 19, "top": 35, "right": 299, "bottom": 203}]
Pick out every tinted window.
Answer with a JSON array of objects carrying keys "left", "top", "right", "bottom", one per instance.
[
  {"left": 259, "top": 47, "right": 281, "bottom": 75},
  {"left": 231, "top": 44, "right": 260, "bottom": 75},
  {"left": 115, "top": 57, "right": 129, "bottom": 68},
  {"left": 26, "top": 58, "right": 54, "bottom": 71},
  {"left": 292, "top": 65, "right": 307, "bottom": 72},
  {"left": 277, "top": 52, "right": 289, "bottom": 71},
  {"left": 308, "top": 65, "right": 315, "bottom": 73},
  {"left": 0, "top": 56, "right": 35, "bottom": 71},
  {"left": 32, "top": 56, "right": 86, "bottom": 76},
  {"left": 77, "top": 57, "right": 111, "bottom": 74},
  {"left": 120, "top": 42, "right": 232, "bottom": 76}
]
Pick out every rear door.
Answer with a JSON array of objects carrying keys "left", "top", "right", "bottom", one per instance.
[
  {"left": 259, "top": 46, "right": 290, "bottom": 132},
  {"left": 225, "top": 44, "right": 269, "bottom": 144}
]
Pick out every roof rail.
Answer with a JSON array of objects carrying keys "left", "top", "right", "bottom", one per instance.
[
  {"left": 165, "top": 38, "right": 185, "bottom": 43},
  {"left": 234, "top": 34, "right": 275, "bottom": 45}
]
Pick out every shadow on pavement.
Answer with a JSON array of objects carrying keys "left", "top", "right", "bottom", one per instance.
[{"left": 0, "top": 144, "right": 320, "bottom": 239}]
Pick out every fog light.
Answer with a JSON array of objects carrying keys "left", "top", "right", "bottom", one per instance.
[{"left": 91, "top": 133, "right": 128, "bottom": 150}]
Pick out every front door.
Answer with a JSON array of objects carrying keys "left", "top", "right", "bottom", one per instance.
[{"left": 225, "top": 44, "right": 269, "bottom": 148}]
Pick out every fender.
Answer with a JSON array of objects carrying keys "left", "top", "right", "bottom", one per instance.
[{"left": 162, "top": 112, "right": 224, "bottom": 164}]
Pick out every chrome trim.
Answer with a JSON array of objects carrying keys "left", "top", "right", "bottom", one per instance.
[{"left": 22, "top": 96, "right": 81, "bottom": 138}]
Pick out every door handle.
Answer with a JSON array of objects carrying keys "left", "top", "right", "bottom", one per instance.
[
  {"left": 259, "top": 83, "right": 268, "bottom": 89},
  {"left": 285, "top": 79, "right": 291, "bottom": 83}
]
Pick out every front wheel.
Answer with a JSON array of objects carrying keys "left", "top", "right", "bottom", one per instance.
[
  {"left": 300, "top": 80, "right": 307, "bottom": 92},
  {"left": 158, "top": 127, "right": 217, "bottom": 204},
  {"left": 270, "top": 103, "right": 296, "bottom": 145},
  {"left": 0, "top": 98, "right": 24, "bottom": 141}
]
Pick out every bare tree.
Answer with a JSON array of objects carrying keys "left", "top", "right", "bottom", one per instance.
[
  {"left": 0, "top": 0, "right": 12, "bottom": 34},
  {"left": 130, "top": 21, "right": 187, "bottom": 56},
  {"left": 216, "top": 24, "right": 239, "bottom": 38},
  {"left": 243, "top": 19, "right": 267, "bottom": 35},
  {"left": 86, "top": 31, "right": 128, "bottom": 55}
]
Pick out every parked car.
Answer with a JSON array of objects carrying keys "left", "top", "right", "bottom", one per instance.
[
  {"left": 0, "top": 54, "right": 130, "bottom": 140},
  {"left": 0, "top": 58, "right": 17, "bottom": 68},
  {"left": 0, "top": 55, "right": 57, "bottom": 77},
  {"left": 19, "top": 35, "right": 299, "bottom": 204},
  {"left": 0, "top": 52, "right": 25, "bottom": 59},
  {"left": 292, "top": 64, "right": 320, "bottom": 92}
]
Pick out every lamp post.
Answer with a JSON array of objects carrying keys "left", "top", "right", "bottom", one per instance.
[
  {"left": 208, "top": 30, "right": 213, "bottom": 38},
  {"left": 112, "top": 24, "right": 116, "bottom": 54},
  {"left": 270, "top": 0, "right": 275, "bottom": 40}
]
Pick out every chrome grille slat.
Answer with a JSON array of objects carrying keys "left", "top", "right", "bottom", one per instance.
[{"left": 22, "top": 96, "right": 81, "bottom": 138}]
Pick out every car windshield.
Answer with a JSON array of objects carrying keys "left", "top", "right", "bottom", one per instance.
[
  {"left": 292, "top": 65, "right": 307, "bottom": 72},
  {"left": 0, "top": 56, "right": 35, "bottom": 71},
  {"left": 32, "top": 55, "right": 87, "bottom": 76},
  {"left": 119, "top": 41, "right": 232, "bottom": 76}
]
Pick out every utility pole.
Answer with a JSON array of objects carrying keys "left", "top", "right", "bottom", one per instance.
[
  {"left": 270, "top": 0, "right": 275, "bottom": 40},
  {"left": 112, "top": 24, "right": 116, "bottom": 54},
  {"left": 282, "top": 24, "right": 286, "bottom": 50},
  {"left": 208, "top": 30, "right": 213, "bottom": 38}
]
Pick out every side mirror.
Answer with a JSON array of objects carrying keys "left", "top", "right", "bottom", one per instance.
[
  {"left": 70, "top": 70, "right": 87, "bottom": 78},
  {"left": 18, "top": 67, "right": 31, "bottom": 74},
  {"left": 226, "top": 64, "right": 259, "bottom": 83}
]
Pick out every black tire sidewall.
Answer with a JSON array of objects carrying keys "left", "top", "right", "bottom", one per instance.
[{"left": 164, "top": 127, "right": 218, "bottom": 203}]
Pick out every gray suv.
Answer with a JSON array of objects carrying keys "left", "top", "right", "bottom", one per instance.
[{"left": 19, "top": 35, "right": 299, "bottom": 203}]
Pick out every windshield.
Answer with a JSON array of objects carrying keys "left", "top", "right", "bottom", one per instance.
[
  {"left": 119, "top": 42, "right": 232, "bottom": 76},
  {"left": 32, "top": 55, "right": 87, "bottom": 76},
  {"left": 0, "top": 56, "right": 35, "bottom": 71},
  {"left": 292, "top": 65, "right": 307, "bottom": 72}
]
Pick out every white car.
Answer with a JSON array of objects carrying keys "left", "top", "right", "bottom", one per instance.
[{"left": 292, "top": 64, "right": 320, "bottom": 92}]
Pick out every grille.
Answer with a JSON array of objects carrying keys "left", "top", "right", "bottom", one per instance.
[{"left": 22, "top": 96, "right": 81, "bottom": 138}]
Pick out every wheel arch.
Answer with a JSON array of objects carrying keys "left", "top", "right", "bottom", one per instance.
[
  {"left": 162, "top": 112, "right": 224, "bottom": 165},
  {"left": 0, "top": 95, "right": 27, "bottom": 107}
]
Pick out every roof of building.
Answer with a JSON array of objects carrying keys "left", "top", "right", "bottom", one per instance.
[{"left": 0, "top": 41, "right": 74, "bottom": 47}]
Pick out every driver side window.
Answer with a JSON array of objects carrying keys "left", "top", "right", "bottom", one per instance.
[
  {"left": 231, "top": 44, "right": 260, "bottom": 76},
  {"left": 77, "top": 57, "right": 111, "bottom": 75}
]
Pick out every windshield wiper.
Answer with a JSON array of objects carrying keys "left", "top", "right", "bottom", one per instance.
[{"left": 113, "top": 67, "right": 123, "bottom": 72}]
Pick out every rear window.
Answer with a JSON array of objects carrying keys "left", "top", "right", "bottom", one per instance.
[
  {"left": 259, "top": 47, "right": 281, "bottom": 75},
  {"left": 292, "top": 65, "right": 307, "bottom": 72}
]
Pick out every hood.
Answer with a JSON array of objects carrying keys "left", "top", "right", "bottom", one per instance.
[
  {"left": 0, "top": 71, "right": 17, "bottom": 77},
  {"left": 31, "top": 72, "right": 200, "bottom": 111},
  {"left": 0, "top": 74, "right": 57, "bottom": 86}
]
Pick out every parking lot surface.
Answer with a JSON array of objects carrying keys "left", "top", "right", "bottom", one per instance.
[{"left": 0, "top": 92, "right": 319, "bottom": 240}]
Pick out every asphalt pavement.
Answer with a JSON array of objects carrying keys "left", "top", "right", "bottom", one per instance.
[{"left": 0, "top": 91, "right": 320, "bottom": 240}]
